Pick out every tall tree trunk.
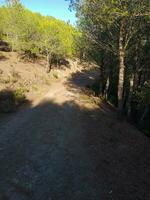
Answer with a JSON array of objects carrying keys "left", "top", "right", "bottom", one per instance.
[
  {"left": 140, "top": 106, "right": 149, "bottom": 124},
  {"left": 127, "top": 74, "right": 134, "bottom": 117},
  {"left": 118, "top": 20, "right": 125, "bottom": 111},
  {"left": 104, "top": 76, "right": 110, "bottom": 101},
  {"left": 99, "top": 54, "right": 105, "bottom": 96},
  {"left": 46, "top": 53, "right": 52, "bottom": 73},
  {"left": 132, "top": 43, "right": 140, "bottom": 92}
]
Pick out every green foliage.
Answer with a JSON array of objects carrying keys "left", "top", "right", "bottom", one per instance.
[
  {"left": 14, "top": 88, "right": 27, "bottom": 105},
  {"left": 0, "top": 1, "right": 80, "bottom": 58},
  {"left": 70, "top": 0, "right": 150, "bottom": 132},
  {"left": 53, "top": 72, "right": 59, "bottom": 79},
  {"left": 0, "top": 87, "right": 27, "bottom": 113},
  {"left": 0, "top": 89, "right": 15, "bottom": 112},
  {"left": 133, "top": 82, "right": 150, "bottom": 108}
]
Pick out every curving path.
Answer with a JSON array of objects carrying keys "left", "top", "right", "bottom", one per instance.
[{"left": 0, "top": 67, "right": 150, "bottom": 200}]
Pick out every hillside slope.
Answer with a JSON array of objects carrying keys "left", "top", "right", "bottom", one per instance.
[{"left": 0, "top": 52, "right": 54, "bottom": 102}]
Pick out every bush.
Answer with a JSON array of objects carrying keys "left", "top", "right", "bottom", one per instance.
[
  {"left": 14, "top": 88, "right": 27, "bottom": 105},
  {"left": 0, "top": 41, "right": 10, "bottom": 52},
  {"left": 53, "top": 72, "right": 59, "bottom": 79},
  {"left": 86, "top": 80, "right": 100, "bottom": 96},
  {"left": 0, "top": 89, "right": 16, "bottom": 113},
  {"left": 0, "top": 88, "right": 27, "bottom": 113}
]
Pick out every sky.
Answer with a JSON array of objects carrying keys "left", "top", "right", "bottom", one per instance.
[{"left": 0, "top": 0, "right": 77, "bottom": 25}]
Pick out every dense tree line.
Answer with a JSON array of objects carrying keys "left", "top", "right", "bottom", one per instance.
[
  {"left": 0, "top": 0, "right": 80, "bottom": 70},
  {"left": 69, "top": 0, "right": 150, "bottom": 131}
]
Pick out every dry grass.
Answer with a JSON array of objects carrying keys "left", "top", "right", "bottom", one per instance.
[{"left": 0, "top": 52, "right": 54, "bottom": 102}]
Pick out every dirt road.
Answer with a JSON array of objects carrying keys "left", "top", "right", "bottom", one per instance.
[{"left": 0, "top": 67, "right": 150, "bottom": 200}]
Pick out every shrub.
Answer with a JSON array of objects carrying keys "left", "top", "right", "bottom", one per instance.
[
  {"left": 53, "top": 72, "right": 59, "bottom": 79},
  {"left": 10, "top": 69, "right": 21, "bottom": 80},
  {"left": 0, "top": 89, "right": 16, "bottom": 113},
  {"left": 86, "top": 80, "right": 100, "bottom": 96},
  {"left": 0, "top": 68, "right": 3, "bottom": 75},
  {"left": 0, "top": 88, "right": 27, "bottom": 113},
  {"left": 14, "top": 88, "right": 27, "bottom": 105}
]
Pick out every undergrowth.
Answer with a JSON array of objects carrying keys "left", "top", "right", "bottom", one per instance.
[{"left": 0, "top": 88, "right": 27, "bottom": 113}]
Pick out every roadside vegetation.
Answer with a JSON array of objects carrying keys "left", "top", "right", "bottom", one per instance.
[
  {"left": 0, "top": 0, "right": 81, "bottom": 112},
  {"left": 69, "top": 0, "right": 150, "bottom": 134},
  {"left": 0, "top": 0, "right": 80, "bottom": 67}
]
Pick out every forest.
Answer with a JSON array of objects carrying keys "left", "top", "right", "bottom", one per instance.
[{"left": 69, "top": 0, "right": 150, "bottom": 133}]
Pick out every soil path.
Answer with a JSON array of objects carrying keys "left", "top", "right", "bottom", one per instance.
[{"left": 0, "top": 66, "right": 150, "bottom": 200}]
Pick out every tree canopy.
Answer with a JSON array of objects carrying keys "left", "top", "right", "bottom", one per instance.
[
  {"left": 0, "top": 0, "right": 80, "bottom": 58},
  {"left": 69, "top": 0, "right": 150, "bottom": 130}
]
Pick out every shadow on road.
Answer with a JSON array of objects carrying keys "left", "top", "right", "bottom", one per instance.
[
  {"left": 0, "top": 67, "right": 150, "bottom": 200},
  {"left": 66, "top": 67, "right": 100, "bottom": 89}
]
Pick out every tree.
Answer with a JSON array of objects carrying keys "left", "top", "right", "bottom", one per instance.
[
  {"left": 69, "top": 0, "right": 150, "bottom": 111},
  {"left": 0, "top": 1, "right": 79, "bottom": 64}
]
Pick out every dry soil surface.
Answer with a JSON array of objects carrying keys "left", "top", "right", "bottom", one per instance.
[{"left": 0, "top": 65, "right": 150, "bottom": 200}]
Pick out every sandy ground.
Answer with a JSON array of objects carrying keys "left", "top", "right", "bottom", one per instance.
[
  {"left": 0, "top": 52, "right": 59, "bottom": 102},
  {"left": 0, "top": 61, "right": 150, "bottom": 200}
]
